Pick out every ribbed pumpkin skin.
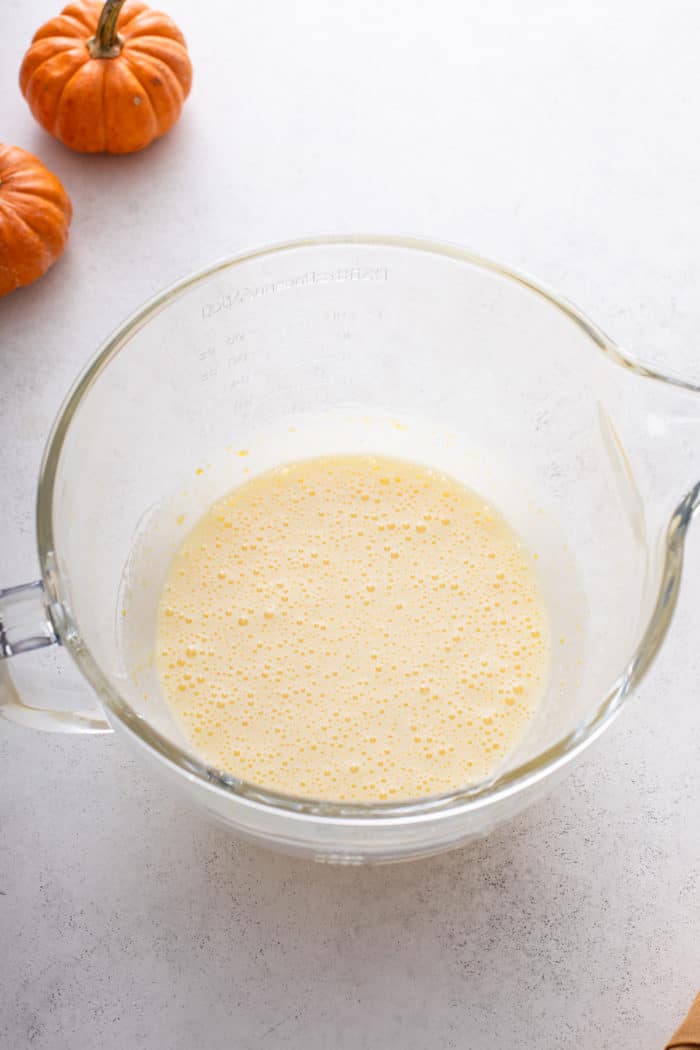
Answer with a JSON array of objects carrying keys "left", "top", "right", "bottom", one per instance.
[
  {"left": 0, "top": 144, "right": 72, "bottom": 297},
  {"left": 20, "top": 0, "right": 192, "bottom": 154}
]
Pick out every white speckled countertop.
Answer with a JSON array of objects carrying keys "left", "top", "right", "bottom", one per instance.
[{"left": 2, "top": 1, "right": 699, "bottom": 1046}]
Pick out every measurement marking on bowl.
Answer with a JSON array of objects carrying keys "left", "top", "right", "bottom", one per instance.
[{"left": 201, "top": 267, "right": 389, "bottom": 318}]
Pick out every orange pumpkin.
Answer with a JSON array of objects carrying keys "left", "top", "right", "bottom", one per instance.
[
  {"left": 20, "top": 0, "right": 192, "bottom": 154},
  {"left": 0, "top": 144, "right": 72, "bottom": 297}
]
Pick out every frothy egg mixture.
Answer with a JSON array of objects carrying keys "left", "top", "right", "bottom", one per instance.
[{"left": 156, "top": 454, "right": 549, "bottom": 802}]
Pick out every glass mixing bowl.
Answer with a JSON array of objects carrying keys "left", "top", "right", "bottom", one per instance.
[{"left": 1, "top": 236, "right": 698, "bottom": 863}]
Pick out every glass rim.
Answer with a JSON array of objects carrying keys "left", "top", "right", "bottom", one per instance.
[{"left": 35, "top": 233, "right": 698, "bottom": 824}]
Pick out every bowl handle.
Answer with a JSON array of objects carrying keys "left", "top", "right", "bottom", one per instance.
[{"left": 0, "top": 581, "right": 111, "bottom": 734}]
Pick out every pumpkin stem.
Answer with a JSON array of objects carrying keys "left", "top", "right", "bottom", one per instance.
[{"left": 87, "top": 0, "right": 126, "bottom": 58}]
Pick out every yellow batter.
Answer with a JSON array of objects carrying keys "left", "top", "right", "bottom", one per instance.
[{"left": 156, "top": 455, "right": 549, "bottom": 801}]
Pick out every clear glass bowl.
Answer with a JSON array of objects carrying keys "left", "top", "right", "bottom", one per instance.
[{"left": 1, "top": 236, "right": 699, "bottom": 863}]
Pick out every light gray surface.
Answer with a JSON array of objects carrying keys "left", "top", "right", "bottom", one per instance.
[{"left": 1, "top": 1, "right": 699, "bottom": 1047}]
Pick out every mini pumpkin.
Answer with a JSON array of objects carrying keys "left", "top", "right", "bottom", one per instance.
[
  {"left": 0, "top": 144, "right": 72, "bottom": 297},
  {"left": 20, "top": 0, "right": 192, "bottom": 154}
]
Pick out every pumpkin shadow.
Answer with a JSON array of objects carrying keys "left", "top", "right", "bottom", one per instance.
[{"left": 18, "top": 115, "right": 193, "bottom": 188}]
